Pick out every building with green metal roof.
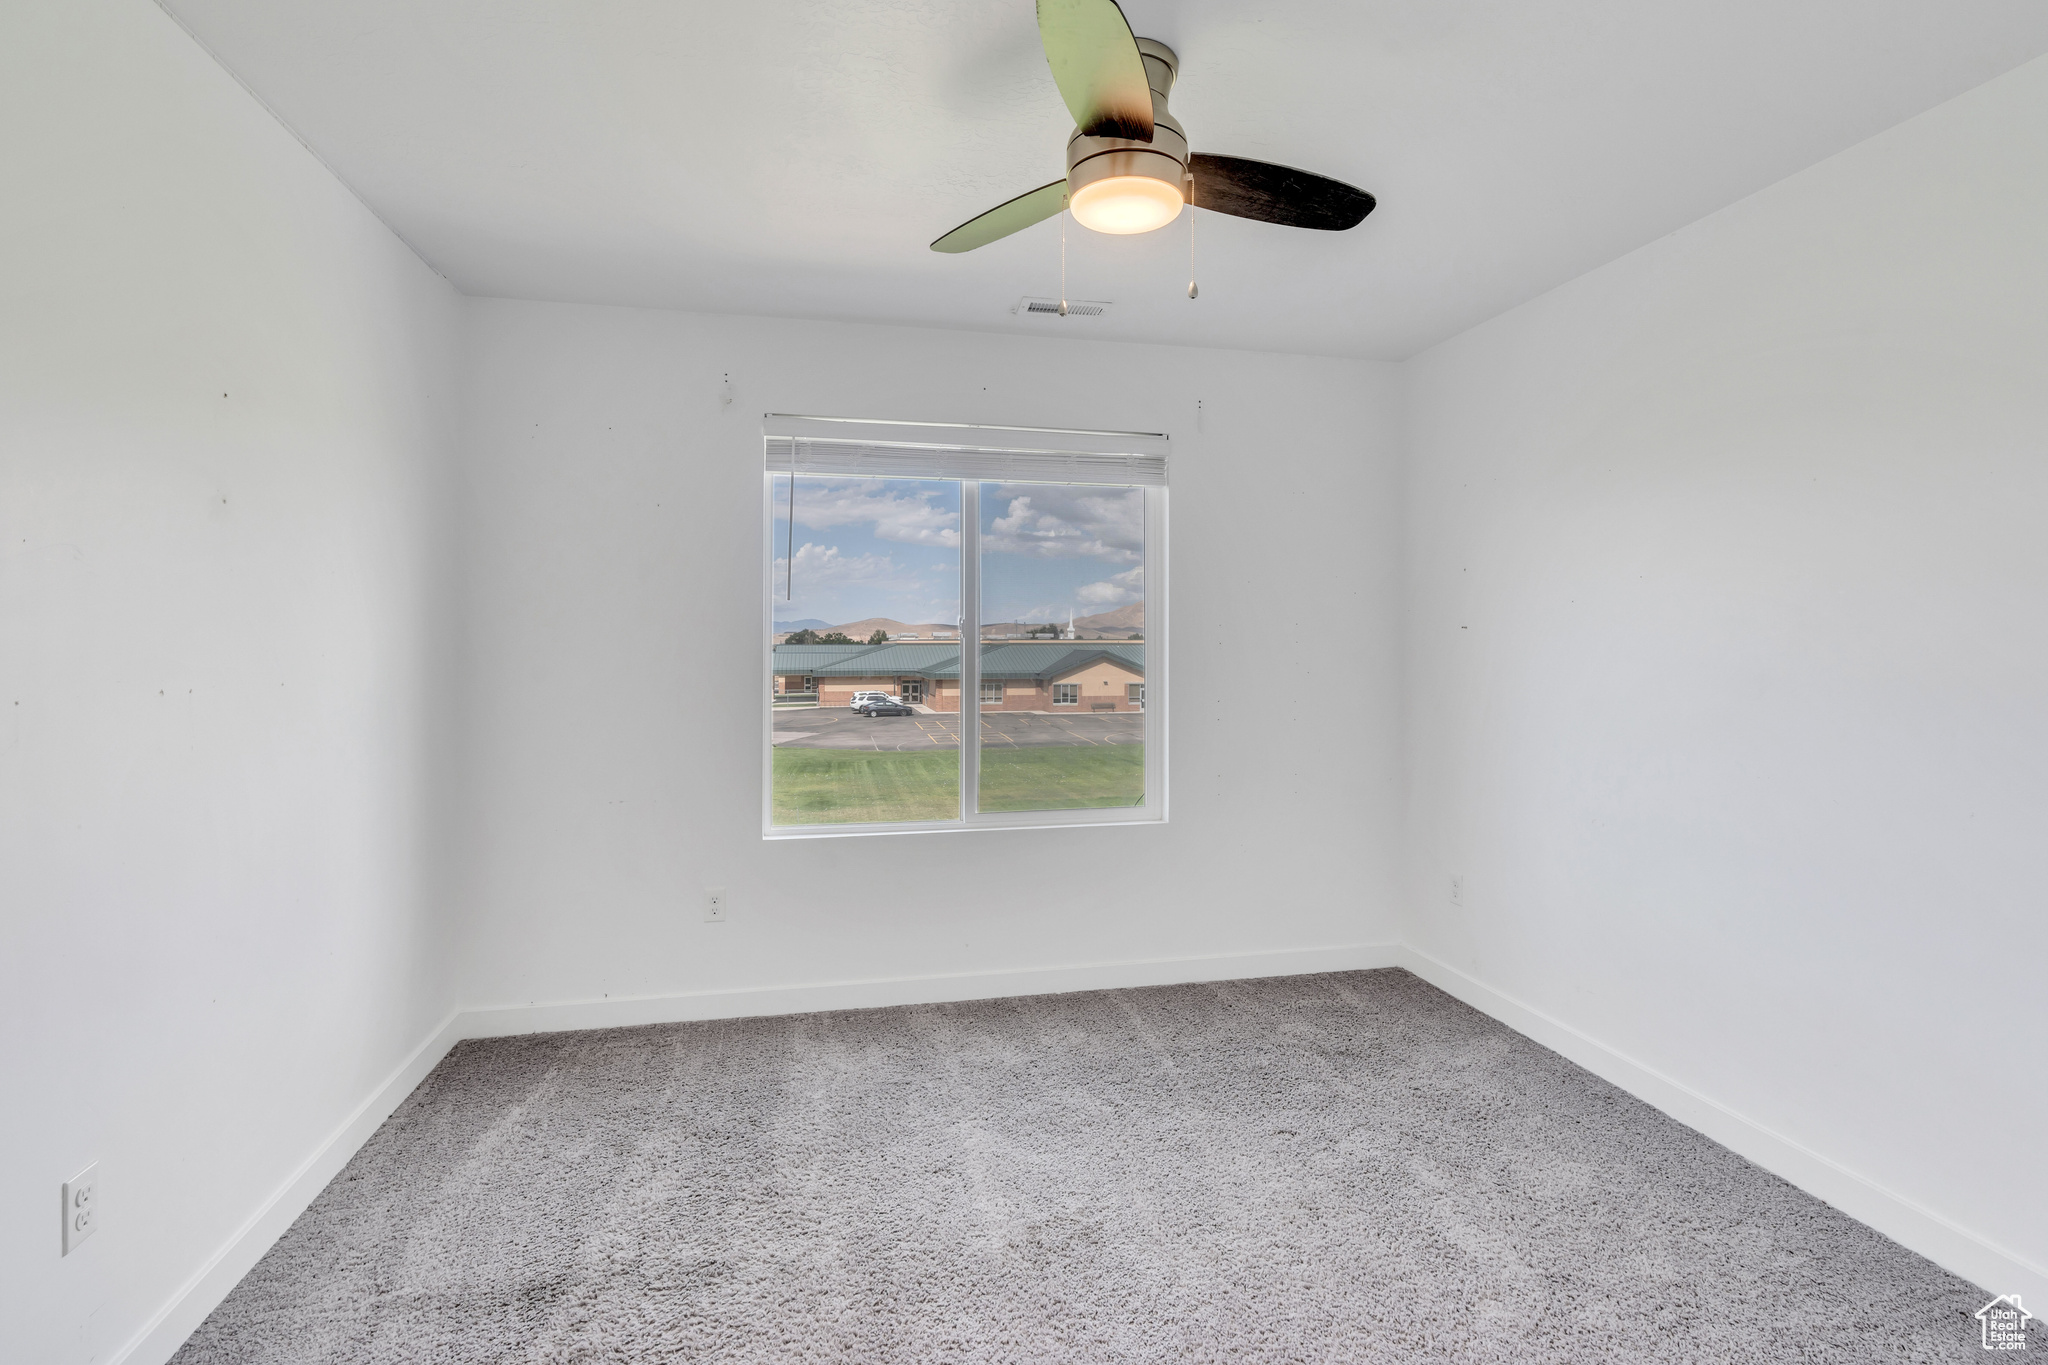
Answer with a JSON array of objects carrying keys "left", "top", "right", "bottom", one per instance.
[{"left": 773, "top": 641, "right": 1144, "bottom": 713}]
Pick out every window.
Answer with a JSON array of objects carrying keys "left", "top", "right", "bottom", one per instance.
[{"left": 764, "top": 418, "right": 1164, "bottom": 835}]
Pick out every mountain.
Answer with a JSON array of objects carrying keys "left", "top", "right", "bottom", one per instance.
[
  {"left": 1073, "top": 603, "right": 1144, "bottom": 633},
  {"left": 775, "top": 617, "right": 960, "bottom": 643},
  {"left": 830, "top": 618, "right": 959, "bottom": 640},
  {"left": 778, "top": 611, "right": 1137, "bottom": 644},
  {"left": 979, "top": 607, "right": 1142, "bottom": 642}
]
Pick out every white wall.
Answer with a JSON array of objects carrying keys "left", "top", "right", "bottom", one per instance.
[
  {"left": 0, "top": 3, "right": 461, "bottom": 1361},
  {"left": 15, "top": 0, "right": 2035, "bottom": 1353},
  {"left": 1400, "top": 53, "right": 2048, "bottom": 1294},
  {"left": 450, "top": 302, "right": 1404, "bottom": 1013}
]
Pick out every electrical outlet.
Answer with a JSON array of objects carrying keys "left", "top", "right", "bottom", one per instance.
[
  {"left": 704, "top": 887, "right": 727, "bottom": 924},
  {"left": 1449, "top": 873, "right": 1464, "bottom": 907},
  {"left": 62, "top": 1164, "right": 97, "bottom": 1255}
]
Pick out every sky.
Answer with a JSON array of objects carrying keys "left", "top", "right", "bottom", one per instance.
[{"left": 770, "top": 476, "right": 1144, "bottom": 628}]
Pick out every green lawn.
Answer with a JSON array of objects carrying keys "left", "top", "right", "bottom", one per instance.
[
  {"left": 979, "top": 745, "right": 1144, "bottom": 812},
  {"left": 773, "top": 745, "right": 1143, "bottom": 825},
  {"left": 772, "top": 749, "right": 959, "bottom": 825}
]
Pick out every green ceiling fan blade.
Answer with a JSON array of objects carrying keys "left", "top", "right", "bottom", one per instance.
[
  {"left": 1036, "top": 0, "right": 1154, "bottom": 142},
  {"left": 930, "top": 180, "right": 1070, "bottom": 253}
]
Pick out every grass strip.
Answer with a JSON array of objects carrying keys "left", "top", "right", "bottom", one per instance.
[
  {"left": 772, "top": 749, "right": 959, "bottom": 825},
  {"left": 978, "top": 744, "right": 1144, "bottom": 811},
  {"left": 773, "top": 744, "right": 1146, "bottom": 824}
]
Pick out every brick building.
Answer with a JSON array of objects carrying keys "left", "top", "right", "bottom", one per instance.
[{"left": 772, "top": 641, "right": 1144, "bottom": 712}]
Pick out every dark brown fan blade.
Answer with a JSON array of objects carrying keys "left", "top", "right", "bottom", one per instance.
[{"left": 1188, "top": 154, "right": 1375, "bottom": 231}]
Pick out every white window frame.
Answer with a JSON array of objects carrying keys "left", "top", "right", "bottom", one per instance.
[
  {"left": 980, "top": 679, "right": 1004, "bottom": 704},
  {"left": 762, "top": 416, "right": 1167, "bottom": 839},
  {"left": 1051, "top": 683, "right": 1080, "bottom": 706}
]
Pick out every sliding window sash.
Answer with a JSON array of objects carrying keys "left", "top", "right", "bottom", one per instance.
[{"left": 762, "top": 418, "right": 1167, "bottom": 838}]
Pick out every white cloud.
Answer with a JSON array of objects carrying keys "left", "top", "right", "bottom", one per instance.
[
  {"left": 771, "top": 543, "right": 962, "bottom": 626},
  {"left": 787, "top": 479, "right": 960, "bottom": 548},
  {"left": 772, "top": 542, "right": 901, "bottom": 588},
  {"left": 982, "top": 485, "right": 1143, "bottom": 564},
  {"left": 1074, "top": 565, "right": 1144, "bottom": 607}
]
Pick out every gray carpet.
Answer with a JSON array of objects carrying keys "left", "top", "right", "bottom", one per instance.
[{"left": 173, "top": 970, "right": 1992, "bottom": 1362}]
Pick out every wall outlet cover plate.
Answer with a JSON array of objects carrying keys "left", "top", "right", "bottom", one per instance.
[{"left": 63, "top": 1164, "right": 98, "bottom": 1255}]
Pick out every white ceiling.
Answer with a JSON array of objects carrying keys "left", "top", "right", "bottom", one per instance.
[{"left": 163, "top": 0, "right": 2048, "bottom": 359}]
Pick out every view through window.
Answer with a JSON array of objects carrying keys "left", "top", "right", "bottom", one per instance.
[
  {"left": 769, "top": 474, "right": 962, "bottom": 825},
  {"left": 767, "top": 435, "right": 1161, "bottom": 833},
  {"left": 978, "top": 481, "right": 1146, "bottom": 813}
]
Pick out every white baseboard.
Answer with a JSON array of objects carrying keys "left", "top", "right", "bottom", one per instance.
[
  {"left": 110, "top": 1011, "right": 467, "bottom": 1365},
  {"left": 457, "top": 941, "right": 1406, "bottom": 1039},
  {"left": 114, "top": 942, "right": 1398, "bottom": 1364},
  {"left": 126, "top": 939, "right": 2034, "bottom": 1365},
  {"left": 1396, "top": 944, "right": 2047, "bottom": 1305}
]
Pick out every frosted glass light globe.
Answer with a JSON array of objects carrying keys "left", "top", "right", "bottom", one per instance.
[{"left": 1069, "top": 176, "right": 1185, "bottom": 235}]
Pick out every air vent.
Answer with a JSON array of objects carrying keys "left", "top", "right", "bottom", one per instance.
[{"left": 1013, "top": 296, "right": 1112, "bottom": 319}]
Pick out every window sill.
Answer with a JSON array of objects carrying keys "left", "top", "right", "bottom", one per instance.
[{"left": 764, "top": 807, "right": 1165, "bottom": 840}]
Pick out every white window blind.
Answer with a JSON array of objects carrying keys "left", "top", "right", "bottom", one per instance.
[{"left": 762, "top": 416, "right": 1167, "bottom": 487}]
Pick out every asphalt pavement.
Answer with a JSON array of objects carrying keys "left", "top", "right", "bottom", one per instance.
[{"left": 772, "top": 708, "right": 1142, "bottom": 753}]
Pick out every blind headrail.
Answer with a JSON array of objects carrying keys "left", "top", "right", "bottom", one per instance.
[
  {"left": 765, "top": 414, "right": 1166, "bottom": 442},
  {"left": 763, "top": 414, "right": 1168, "bottom": 461},
  {"left": 765, "top": 435, "right": 1167, "bottom": 487}
]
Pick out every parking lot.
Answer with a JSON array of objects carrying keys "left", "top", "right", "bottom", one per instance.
[{"left": 772, "top": 707, "right": 1142, "bottom": 753}]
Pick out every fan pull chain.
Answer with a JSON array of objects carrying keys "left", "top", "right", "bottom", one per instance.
[
  {"left": 1187, "top": 178, "right": 1199, "bottom": 300},
  {"left": 1058, "top": 209, "right": 1069, "bottom": 316}
]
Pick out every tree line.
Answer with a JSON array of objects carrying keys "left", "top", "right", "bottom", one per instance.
[{"left": 782, "top": 628, "right": 890, "bottom": 645}]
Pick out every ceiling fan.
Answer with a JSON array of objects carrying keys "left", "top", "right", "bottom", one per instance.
[{"left": 931, "top": 0, "right": 1375, "bottom": 254}]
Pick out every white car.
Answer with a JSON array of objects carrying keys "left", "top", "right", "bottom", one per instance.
[{"left": 849, "top": 691, "right": 894, "bottom": 711}]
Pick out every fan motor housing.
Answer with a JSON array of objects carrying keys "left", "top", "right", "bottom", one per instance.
[{"left": 1066, "top": 39, "right": 1187, "bottom": 204}]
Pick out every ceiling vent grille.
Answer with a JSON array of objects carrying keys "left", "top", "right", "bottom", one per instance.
[{"left": 1014, "top": 297, "right": 1112, "bottom": 318}]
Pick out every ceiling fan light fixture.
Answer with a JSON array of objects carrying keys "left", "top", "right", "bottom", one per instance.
[
  {"left": 1069, "top": 175, "right": 1185, "bottom": 235},
  {"left": 927, "top": 19, "right": 1375, "bottom": 255}
]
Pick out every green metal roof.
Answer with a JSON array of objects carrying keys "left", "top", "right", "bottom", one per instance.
[
  {"left": 808, "top": 644, "right": 965, "bottom": 677},
  {"left": 773, "top": 641, "right": 1142, "bottom": 681},
  {"left": 979, "top": 644, "right": 1143, "bottom": 680},
  {"left": 771, "top": 644, "right": 884, "bottom": 671}
]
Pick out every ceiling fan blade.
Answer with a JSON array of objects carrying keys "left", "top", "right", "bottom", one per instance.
[
  {"left": 1188, "top": 154, "right": 1376, "bottom": 231},
  {"left": 930, "top": 180, "right": 1070, "bottom": 253},
  {"left": 1036, "top": 0, "right": 1153, "bottom": 142}
]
